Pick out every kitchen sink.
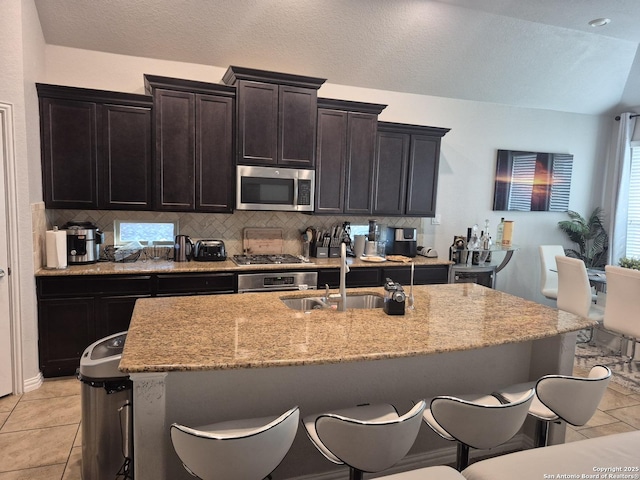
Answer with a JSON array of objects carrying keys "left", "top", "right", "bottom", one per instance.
[{"left": 280, "top": 294, "right": 384, "bottom": 311}]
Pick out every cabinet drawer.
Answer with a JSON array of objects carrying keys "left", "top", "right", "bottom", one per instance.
[
  {"left": 156, "top": 273, "right": 236, "bottom": 294},
  {"left": 37, "top": 275, "right": 152, "bottom": 297},
  {"left": 318, "top": 268, "right": 381, "bottom": 288},
  {"left": 381, "top": 265, "right": 449, "bottom": 285}
]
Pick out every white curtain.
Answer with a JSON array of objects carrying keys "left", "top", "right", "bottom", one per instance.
[{"left": 602, "top": 113, "right": 636, "bottom": 265}]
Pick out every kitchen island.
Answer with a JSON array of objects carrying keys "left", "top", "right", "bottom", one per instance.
[{"left": 121, "top": 283, "right": 594, "bottom": 480}]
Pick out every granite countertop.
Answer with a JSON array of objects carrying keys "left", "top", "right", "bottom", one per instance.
[
  {"left": 119, "top": 283, "right": 595, "bottom": 373},
  {"left": 35, "top": 256, "right": 451, "bottom": 276}
]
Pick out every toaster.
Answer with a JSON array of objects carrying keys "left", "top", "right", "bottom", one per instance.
[{"left": 193, "top": 240, "right": 226, "bottom": 261}]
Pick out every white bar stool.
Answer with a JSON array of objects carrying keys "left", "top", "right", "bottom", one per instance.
[
  {"left": 422, "top": 391, "right": 534, "bottom": 471},
  {"left": 493, "top": 365, "right": 611, "bottom": 447},
  {"left": 170, "top": 406, "right": 299, "bottom": 480},
  {"left": 302, "top": 401, "right": 426, "bottom": 480}
]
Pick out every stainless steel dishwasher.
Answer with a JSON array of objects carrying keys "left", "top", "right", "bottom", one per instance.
[{"left": 78, "top": 331, "right": 133, "bottom": 480}]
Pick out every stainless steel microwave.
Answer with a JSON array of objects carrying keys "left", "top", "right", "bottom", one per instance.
[{"left": 236, "top": 165, "right": 315, "bottom": 212}]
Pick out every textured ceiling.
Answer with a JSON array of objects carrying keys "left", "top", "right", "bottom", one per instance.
[{"left": 34, "top": 0, "right": 640, "bottom": 115}]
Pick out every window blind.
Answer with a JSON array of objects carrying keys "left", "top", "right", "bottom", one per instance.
[
  {"left": 506, "top": 153, "right": 572, "bottom": 212},
  {"left": 628, "top": 147, "right": 640, "bottom": 258},
  {"left": 549, "top": 154, "right": 573, "bottom": 212},
  {"left": 507, "top": 153, "right": 536, "bottom": 211}
]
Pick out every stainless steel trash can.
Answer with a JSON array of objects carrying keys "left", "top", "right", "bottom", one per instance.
[{"left": 78, "top": 331, "right": 133, "bottom": 480}]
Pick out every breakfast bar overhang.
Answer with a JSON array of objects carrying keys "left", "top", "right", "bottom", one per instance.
[{"left": 119, "top": 283, "right": 595, "bottom": 480}]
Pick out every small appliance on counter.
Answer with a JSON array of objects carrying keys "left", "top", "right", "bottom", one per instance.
[
  {"left": 386, "top": 227, "right": 417, "bottom": 257},
  {"left": 174, "top": 235, "right": 194, "bottom": 262},
  {"left": 193, "top": 239, "right": 227, "bottom": 261},
  {"left": 383, "top": 278, "right": 406, "bottom": 315},
  {"left": 62, "top": 221, "right": 104, "bottom": 265}
]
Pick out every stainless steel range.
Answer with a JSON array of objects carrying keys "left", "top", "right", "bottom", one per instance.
[
  {"left": 232, "top": 254, "right": 309, "bottom": 266},
  {"left": 237, "top": 271, "right": 318, "bottom": 293}
]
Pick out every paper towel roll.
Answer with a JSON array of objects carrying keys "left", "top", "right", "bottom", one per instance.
[{"left": 46, "top": 229, "right": 67, "bottom": 269}]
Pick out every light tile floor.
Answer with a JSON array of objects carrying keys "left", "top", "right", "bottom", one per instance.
[
  {"left": 0, "top": 377, "right": 81, "bottom": 480},
  {"left": 0, "top": 367, "right": 639, "bottom": 479}
]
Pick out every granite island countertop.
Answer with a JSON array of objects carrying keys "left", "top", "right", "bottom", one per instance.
[
  {"left": 35, "top": 255, "right": 451, "bottom": 276},
  {"left": 119, "top": 283, "right": 594, "bottom": 373}
]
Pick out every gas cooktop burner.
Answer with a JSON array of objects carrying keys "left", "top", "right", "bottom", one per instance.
[{"left": 232, "top": 254, "right": 309, "bottom": 266}]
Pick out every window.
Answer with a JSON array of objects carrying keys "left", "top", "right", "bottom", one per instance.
[
  {"left": 627, "top": 147, "right": 640, "bottom": 257},
  {"left": 114, "top": 220, "right": 177, "bottom": 246}
]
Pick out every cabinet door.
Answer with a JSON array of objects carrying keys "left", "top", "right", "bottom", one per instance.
[
  {"left": 101, "top": 104, "right": 152, "bottom": 210},
  {"left": 96, "top": 295, "right": 149, "bottom": 338},
  {"left": 38, "top": 297, "right": 95, "bottom": 377},
  {"left": 315, "top": 109, "right": 347, "bottom": 214},
  {"left": 406, "top": 135, "right": 440, "bottom": 217},
  {"left": 196, "top": 94, "right": 234, "bottom": 212},
  {"left": 372, "top": 131, "right": 410, "bottom": 215},
  {"left": 237, "top": 81, "right": 278, "bottom": 165},
  {"left": 154, "top": 89, "right": 195, "bottom": 210},
  {"left": 40, "top": 98, "right": 98, "bottom": 209},
  {"left": 344, "top": 113, "right": 377, "bottom": 214},
  {"left": 279, "top": 85, "right": 317, "bottom": 167}
]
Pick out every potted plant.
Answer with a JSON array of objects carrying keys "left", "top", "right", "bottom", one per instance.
[
  {"left": 619, "top": 257, "right": 640, "bottom": 270},
  {"left": 557, "top": 207, "right": 609, "bottom": 269}
]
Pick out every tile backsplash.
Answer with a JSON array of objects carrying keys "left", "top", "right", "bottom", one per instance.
[{"left": 45, "top": 209, "right": 421, "bottom": 258}]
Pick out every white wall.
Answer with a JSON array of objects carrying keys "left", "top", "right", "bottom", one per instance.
[
  {"left": 43, "top": 45, "right": 611, "bottom": 303},
  {"left": 0, "top": 0, "right": 46, "bottom": 389}
]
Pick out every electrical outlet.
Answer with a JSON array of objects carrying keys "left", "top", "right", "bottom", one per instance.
[{"left": 431, "top": 214, "right": 442, "bottom": 225}]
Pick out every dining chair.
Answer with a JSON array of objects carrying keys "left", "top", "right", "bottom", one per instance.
[
  {"left": 602, "top": 265, "right": 640, "bottom": 374},
  {"left": 538, "top": 245, "right": 565, "bottom": 300},
  {"left": 303, "top": 401, "right": 426, "bottom": 480},
  {"left": 422, "top": 390, "right": 534, "bottom": 471},
  {"left": 494, "top": 365, "right": 611, "bottom": 447},
  {"left": 170, "top": 406, "right": 299, "bottom": 480},
  {"left": 556, "top": 256, "right": 605, "bottom": 345}
]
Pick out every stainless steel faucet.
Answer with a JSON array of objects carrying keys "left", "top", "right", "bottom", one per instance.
[{"left": 321, "top": 244, "right": 350, "bottom": 311}]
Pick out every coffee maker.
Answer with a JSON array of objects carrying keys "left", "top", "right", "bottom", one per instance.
[{"left": 386, "top": 227, "right": 417, "bottom": 257}]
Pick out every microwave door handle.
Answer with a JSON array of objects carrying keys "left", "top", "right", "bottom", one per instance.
[{"left": 293, "top": 177, "right": 299, "bottom": 208}]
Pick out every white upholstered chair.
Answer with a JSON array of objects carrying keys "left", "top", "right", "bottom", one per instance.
[
  {"left": 170, "top": 406, "right": 299, "bottom": 480},
  {"left": 556, "top": 256, "right": 605, "bottom": 322},
  {"left": 422, "top": 391, "right": 534, "bottom": 471},
  {"left": 539, "top": 245, "right": 565, "bottom": 300},
  {"left": 603, "top": 265, "right": 640, "bottom": 372},
  {"left": 303, "top": 401, "right": 426, "bottom": 480},
  {"left": 494, "top": 365, "right": 611, "bottom": 447}
]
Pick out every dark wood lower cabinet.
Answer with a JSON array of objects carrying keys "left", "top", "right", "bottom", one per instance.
[
  {"left": 38, "top": 297, "right": 96, "bottom": 378},
  {"left": 381, "top": 265, "right": 449, "bottom": 285},
  {"left": 318, "top": 264, "right": 448, "bottom": 289},
  {"left": 37, "top": 272, "right": 232, "bottom": 377},
  {"left": 96, "top": 295, "right": 150, "bottom": 339},
  {"left": 36, "top": 265, "right": 448, "bottom": 377},
  {"left": 318, "top": 268, "right": 381, "bottom": 288}
]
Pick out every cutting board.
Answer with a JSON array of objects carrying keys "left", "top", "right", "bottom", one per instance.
[{"left": 242, "top": 228, "right": 284, "bottom": 254}]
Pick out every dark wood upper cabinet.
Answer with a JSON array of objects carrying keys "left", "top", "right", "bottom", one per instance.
[
  {"left": 373, "top": 122, "right": 450, "bottom": 217},
  {"left": 222, "top": 66, "right": 325, "bottom": 168},
  {"left": 152, "top": 89, "right": 195, "bottom": 210},
  {"left": 144, "top": 75, "right": 235, "bottom": 213},
  {"left": 315, "top": 109, "right": 348, "bottom": 214},
  {"left": 236, "top": 81, "right": 278, "bottom": 165},
  {"left": 101, "top": 104, "right": 153, "bottom": 209},
  {"left": 315, "top": 98, "right": 386, "bottom": 215},
  {"left": 373, "top": 130, "right": 410, "bottom": 215},
  {"left": 196, "top": 94, "right": 234, "bottom": 211},
  {"left": 37, "top": 84, "right": 153, "bottom": 210}
]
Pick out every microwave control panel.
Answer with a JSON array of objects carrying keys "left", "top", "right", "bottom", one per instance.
[{"left": 297, "top": 179, "right": 312, "bottom": 206}]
